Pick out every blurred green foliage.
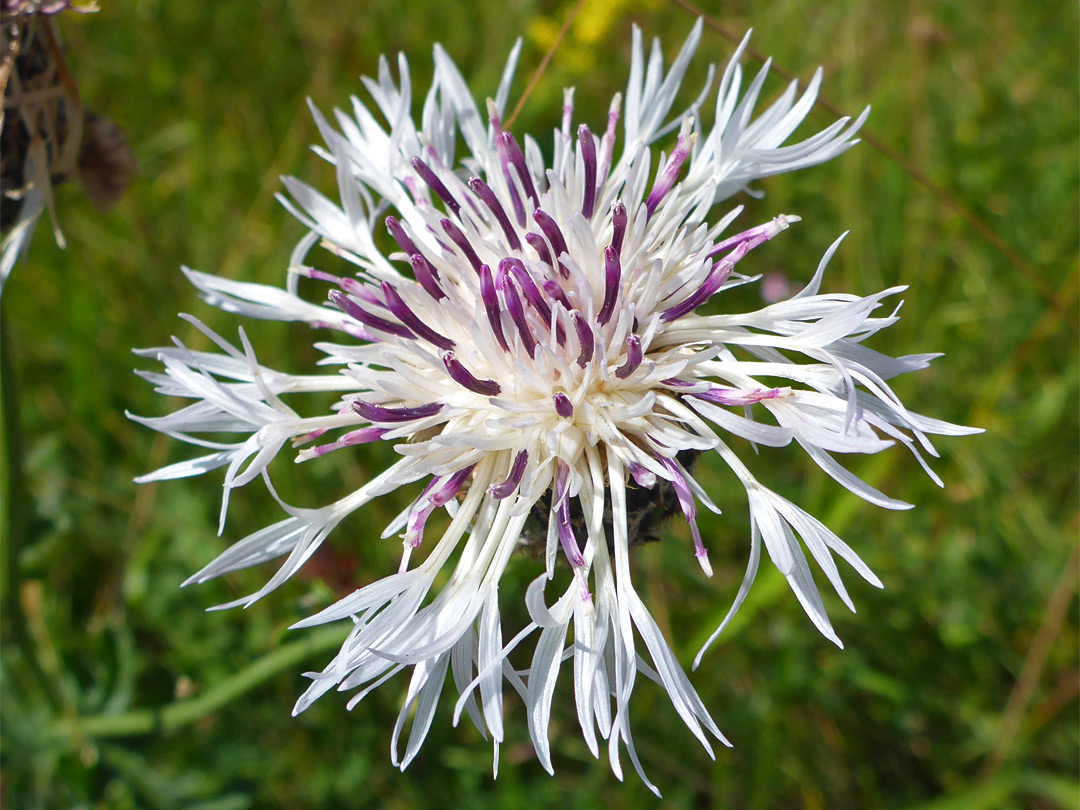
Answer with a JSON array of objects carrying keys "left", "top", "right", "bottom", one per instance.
[{"left": 1, "top": 1, "right": 1076, "bottom": 808}]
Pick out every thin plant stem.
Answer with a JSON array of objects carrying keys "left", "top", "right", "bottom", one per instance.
[
  {"left": 51, "top": 624, "right": 346, "bottom": 741},
  {"left": 981, "top": 540, "right": 1080, "bottom": 780},
  {"left": 505, "top": 0, "right": 586, "bottom": 129},
  {"left": 0, "top": 297, "right": 63, "bottom": 711}
]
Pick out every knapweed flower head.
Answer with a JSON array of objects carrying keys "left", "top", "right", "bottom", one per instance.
[{"left": 133, "top": 21, "right": 977, "bottom": 793}]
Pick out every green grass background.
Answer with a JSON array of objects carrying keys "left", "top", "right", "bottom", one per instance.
[{"left": 1, "top": 1, "right": 1076, "bottom": 807}]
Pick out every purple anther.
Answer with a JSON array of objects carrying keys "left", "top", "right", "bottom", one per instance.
[
  {"left": 532, "top": 210, "right": 569, "bottom": 275},
  {"left": 499, "top": 131, "right": 540, "bottom": 210},
  {"left": 644, "top": 130, "right": 693, "bottom": 219},
  {"left": 524, "top": 232, "right": 554, "bottom": 266},
  {"left": 660, "top": 377, "right": 696, "bottom": 388},
  {"left": 495, "top": 134, "right": 527, "bottom": 227},
  {"left": 655, "top": 455, "right": 709, "bottom": 571},
  {"left": 303, "top": 427, "right": 388, "bottom": 459},
  {"left": 329, "top": 290, "right": 415, "bottom": 340},
  {"left": 659, "top": 260, "right": 734, "bottom": 323},
  {"left": 302, "top": 267, "right": 343, "bottom": 285},
  {"left": 311, "top": 319, "right": 378, "bottom": 343},
  {"left": 442, "top": 351, "right": 501, "bottom": 396},
  {"left": 385, "top": 216, "right": 420, "bottom": 257},
  {"left": 498, "top": 274, "right": 537, "bottom": 358},
  {"left": 410, "top": 254, "right": 447, "bottom": 302},
  {"left": 294, "top": 427, "right": 329, "bottom": 446},
  {"left": 488, "top": 449, "right": 529, "bottom": 499},
  {"left": 478, "top": 264, "right": 509, "bottom": 352},
  {"left": 614, "top": 334, "right": 642, "bottom": 379},
  {"left": 555, "top": 463, "right": 586, "bottom": 569},
  {"left": 434, "top": 464, "right": 476, "bottom": 506},
  {"left": 598, "top": 245, "right": 621, "bottom": 326},
  {"left": 597, "top": 94, "right": 621, "bottom": 186},
  {"left": 691, "top": 386, "right": 784, "bottom": 407},
  {"left": 541, "top": 279, "right": 571, "bottom": 312},
  {"left": 627, "top": 461, "right": 657, "bottom": 489},
  {"left": 406, "top": 464, "right": 476, "bottom": 547},
  {"left": 352, "top": 400, "right": 444, "bottom": 423},
  {"left": 440, "top": 219, "right": 482, "bottom": 274},
  {"left": 502, "top": 259, "right": 552, "bottom": 325},
  {"left": 553, "top": 392, "right": 574, "bottom": 418},
  {"left": 570, "top": 311, "right": 594, "bottom": 367},
  {"left": 468, "top": 177, "right": 522, "bottom": 252},
  {"left": 380, "top": 282, "right": 455, "bottom": 351},
  {"left": 578, "top": 124, "right": 598, "bottom": 219},
  {"left": 611, "top": 202, "right": 627, "bottom": 255},
  {"left": 410, "top": 156, "right": 460, "bottom": 216},
  {"left": 338, "top": 277, "right": 388, "bottom": 310},
  {"left": 705, "top": 217, "right": 787, "bottom": 260}
]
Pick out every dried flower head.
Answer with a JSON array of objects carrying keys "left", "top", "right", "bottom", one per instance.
[
  {"left": 133, "top": 21, "right": 978, "bottom": 793},
  {"left": 1, "top": 2, "right": 133, "bottom": 294}
]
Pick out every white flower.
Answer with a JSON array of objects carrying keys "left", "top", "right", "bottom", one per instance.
[{"left": 133, "top": 20, "right": 978, "bottom": 794}]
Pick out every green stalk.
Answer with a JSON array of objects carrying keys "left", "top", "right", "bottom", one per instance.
[
  {"left": 52, "top": 623, "right": 346, "bottom": 740},
  {"left": 1, "top": 297, "right": 63, "bottom": 711}
]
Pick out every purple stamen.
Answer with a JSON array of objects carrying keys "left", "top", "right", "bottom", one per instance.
[
  {"left": 661, "top": 377, "right": 696, "bottom": 388},
  {"left": 293, "top": 427, "right": 329, "bottom": 446},
  {"left": 337, "top": 277, "right": 388, "bottom": 310},
  {"left": 502, "top": 259, "right": 552, "bottom": 325},
  {"left": 385, "top": 216, "right": 420, "bottom": 257},
  {"left": 659, "top": 260, "right": 734, "bottom": 323},
  {"left": 597, "top": 93, "right": 621, "bottom": 186},
  {"left": 410, "top": 156, "right": 460, "bottom": 216},
  {"left": 555, "top": 464, "right": 585, "bottom": 568},
  {"left": 488, "top": 449, "right": 529, "bottom": 499},
  {"left": 706, "top": 218, "right": 787, "bottom": 260},
  {"left": 541, "top": 279, "right": 572, "bottom": 312},
  {"left": 499, "top": 131, "right": 540, "bottom": 210},
  {"left": 598, "top": 245, "right": 621, "bottom": 326},
  {"left": 611, "top": 202, "right": 627, "bottom": 255},
  {"left": 440, "top": 218, "right": 482, "bottom": 274},
  {"left": 311, "top": 319, "right": 378, "bottom": 343},
  {"left": 614, "top": 334, "right": 642, "bottom": 379},
  {"left": 353, "top": 400, "right": 443, "bottom": 423},
  {"left": 442, "top": 351, "right": 501, "bottom": 396},
  {"left": 532, "top": 210, "right": 569, "bottom": 277},
  {"left": 691, "top": 386, "right": 785, "bottom": 407},
  {"left": 300, "top": 267, "right": 343, "bottom": 285},
  {"left": 494, "top": 134, "right": 527, "bottom": 227},
  {"left": 405, "top": 478, "right": 439, "bottom": 547},
  {"left": 301, "top": 427, "right": 388, "bottom": 459},
  {"left": 553, "top": 392, "right": 574, "bottom": 418},
  {"left": 380, "top": 283, "right": 455, "bottom": 351},
  {"left": 468, "top": 177, "right": 522, "bottom": 252},
  {"left": 655, "top": 455, "right": 710, "bottom": 574},
  {"left": 644, "top": 130, "right": 693, "bottom": 219},
  {"left": 502, "top": 258, "right": 566, "bottom": 345},
  {"left": 329, "top": 290, "right": 415, "bottom": 340},
  {"left": 410, "top": 254, "right": 447, "bottom": 302},
  {"left": 578, "top": 123, "right": 597, "bottom": 219},
  {"left": 406, "top": 464, "right": 476, "bottom": 547},
  {"left": 524, "top": 233, "right": 554, "bottom": 266},
  {"left": 570, "top": 311, "right": 594, "bottom": 367},
  {"left": 497, "top": 273, "right": 536, "bottom": 358},
  {"left": 479, "top": 264, "right": 509, "bottom": 352}
]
